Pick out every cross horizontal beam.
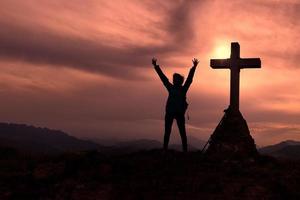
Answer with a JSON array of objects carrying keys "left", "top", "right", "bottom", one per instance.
[
  {"left": 210, "top": 58, "right": 261, "bottom": 69},
  {"left": 239, "top": 58, "right": 261, "bottom": 69},
  {"left": 210, "top": 59, "right": 229, "bottom": 69}
]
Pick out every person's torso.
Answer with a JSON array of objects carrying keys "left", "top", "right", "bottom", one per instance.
[{"left": 166, "top": 86, "right": 188, "bottom": 113}]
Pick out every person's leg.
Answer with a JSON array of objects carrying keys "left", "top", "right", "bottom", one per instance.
[
  {"left": 164, "top": 113, "right": 174, "bottom": 151},
  {"left": 176, "top": 114, "right": 187, "bottom": 152}
]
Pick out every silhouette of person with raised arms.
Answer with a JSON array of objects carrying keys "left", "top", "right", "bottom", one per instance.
[{"left": 152, "top": 58, "right": 199, "bottom": 152}]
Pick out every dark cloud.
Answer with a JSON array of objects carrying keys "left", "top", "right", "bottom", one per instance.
[
  {"left": 0, "top": 22, "right": 145, "bottom": 79},
  {"left": 0, "top": 1, "right": 202, "bottom": 79}
]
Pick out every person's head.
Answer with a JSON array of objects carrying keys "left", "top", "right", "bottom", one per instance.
[{"left": 173, "top": 73, "right": 184, "bottom": 86}]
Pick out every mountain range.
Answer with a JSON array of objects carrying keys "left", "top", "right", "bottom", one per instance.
[
  {"left": 0, "top": 122, "right": 300, "bottom": 159},
  {"left": 0, "top": 122, "right": 206, "bottom": 155},
  {"left": 0, "top": 122, "right": 99, "bottom": 154},
  {"left": 258, "top": 140, "right": 300, "bottom": 159}
]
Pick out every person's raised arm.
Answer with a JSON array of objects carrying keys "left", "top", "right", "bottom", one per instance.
[
  {"left": 183, "top": 58, "right": 199, "bottom": 91},
  {"left": 152, "top": 58, "right": 171, "bottom": 90}
]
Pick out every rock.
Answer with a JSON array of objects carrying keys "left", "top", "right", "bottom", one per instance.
[
  {"left": 206, "top": 108, "right": 258, "bottom": 159},
  {"left": 33, "top": 162, "right": 65, "bottom": 180}
]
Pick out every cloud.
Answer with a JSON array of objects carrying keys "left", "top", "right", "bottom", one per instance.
[
  {"left": 0, "top": 22, "right": 147, "bottom": 79},
  {"left": 0, "top": 0, "right": 204, "bottom": 80}
]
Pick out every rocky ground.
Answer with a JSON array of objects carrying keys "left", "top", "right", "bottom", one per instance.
[{"left": 1, "top": 148, "right": 300, "bottom": 200}]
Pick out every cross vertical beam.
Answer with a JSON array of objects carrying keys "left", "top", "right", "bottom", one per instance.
[{"left": 230, "top": 42, "right": 240, "bottom": 111}]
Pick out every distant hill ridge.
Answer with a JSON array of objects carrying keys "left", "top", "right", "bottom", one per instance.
[
  {"left": 3, "top": 122, "right": 300, "bottom": 159},
  {"left": 0, "top": 122, "right": 100, "bottom": 154},
  {"left": 259, "top": 140, "right": 300, "bottom": 159}
]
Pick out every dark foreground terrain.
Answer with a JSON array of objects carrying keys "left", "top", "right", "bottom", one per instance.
[{"left": 1, "top": 148, "right": 300, "bottom": 200}]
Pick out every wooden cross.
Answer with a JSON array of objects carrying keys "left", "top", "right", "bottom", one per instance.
[{"left": 210, "top": 42, "right": 261, "bottom": 112}]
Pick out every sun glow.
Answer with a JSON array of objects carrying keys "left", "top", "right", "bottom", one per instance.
[{"left": 213, "top": 44, "right": 230, "bottom": 59}]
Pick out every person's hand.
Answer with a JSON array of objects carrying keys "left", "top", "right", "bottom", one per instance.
[
  {"left": 192, "top": 58, "right": 199, "bottom": 67},
  {"left": 152, "top": 57, "right": 158, "bottom": 67}
]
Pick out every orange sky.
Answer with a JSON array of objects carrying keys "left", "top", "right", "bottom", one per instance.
[{"left": 0, "top": 0, "right": 299, "bottom": 146}]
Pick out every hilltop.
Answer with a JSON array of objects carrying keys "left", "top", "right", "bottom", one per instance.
[
  {"left": 1, "top": 123, "right": 300, "bottom": 199},
  {"left": 1, "top": 148, "right": 300, "bottom": 199}
]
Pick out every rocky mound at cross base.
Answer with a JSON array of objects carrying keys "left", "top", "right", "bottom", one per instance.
[{"left": 206, "top": 109, "right": 258, "bottom": 159}]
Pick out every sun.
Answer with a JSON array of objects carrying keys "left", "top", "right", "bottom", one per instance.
[{"left": 213, "top": 44, "right": 230, "bottom": 59}]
